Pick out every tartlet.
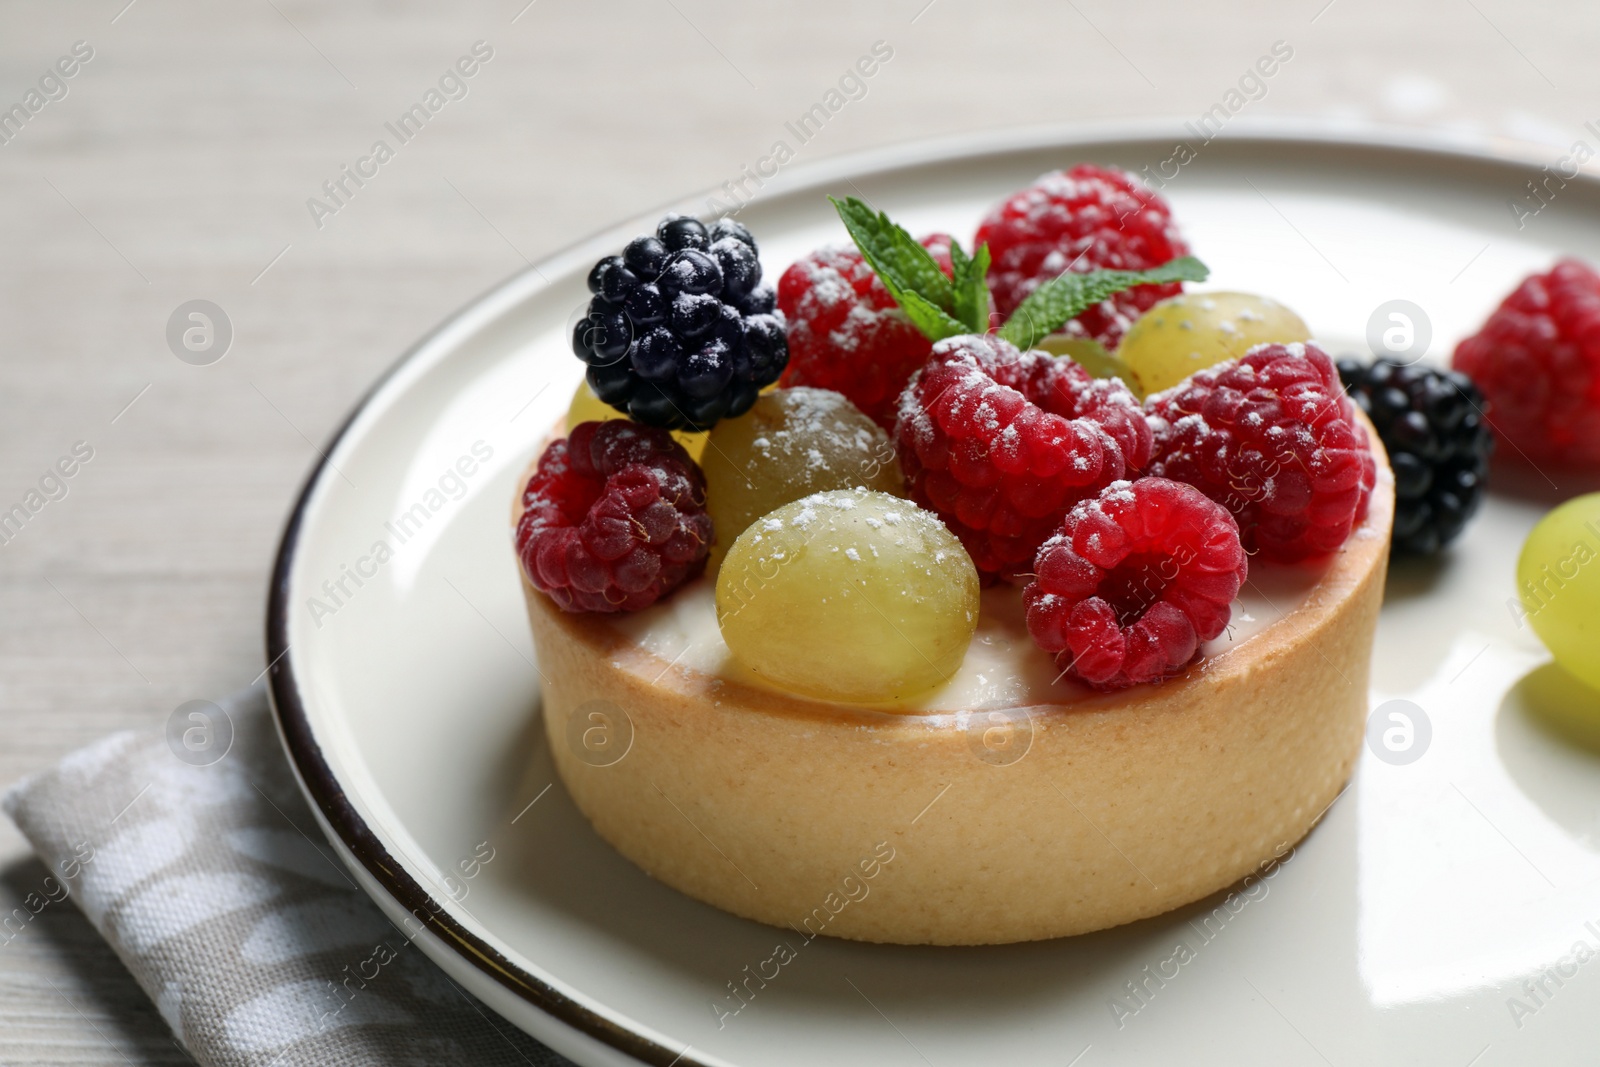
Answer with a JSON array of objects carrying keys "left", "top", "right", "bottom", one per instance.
[{"left": 515, "top": 424, "right": 1394, "bottom": 946}]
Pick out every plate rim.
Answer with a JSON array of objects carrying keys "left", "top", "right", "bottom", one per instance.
[{"left": 264, "top": 117, "right": 1580, "bottom": 1067}]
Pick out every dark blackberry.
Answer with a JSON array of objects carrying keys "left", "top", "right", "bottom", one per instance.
[
  {"left": 657, "top": 214, "right": 709, "bottom": 252},
  {"left": 709, "top": 217, "right": 757, "bottom": 252},
  {"left": 737, "top": 285, "right": 775, "bottom": 316},
  {"left": 573, "top": 216, "right": 786, "bottom": 431},
  {"left": 1337, "top": 356, "right": 1495, "bottom": 555}
]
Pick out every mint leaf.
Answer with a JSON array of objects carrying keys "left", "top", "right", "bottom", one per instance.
[
  {"left": 829, "top": 196, "right": 996, "bottom": 340},
  {"left": 948, "top": 241, "right": 992, "bottom": 336},
  {"left": 829, "top": 197, "right": 953, "bottom": 314},
  {"left": 896, "top": 289, "right": 968, "bottom": 342},
  {"left": 998, "top": 256, "right": 1210, "bottom": 351},
  {"left": 948, "top": 238, "right": 971, "bottom": 289}
]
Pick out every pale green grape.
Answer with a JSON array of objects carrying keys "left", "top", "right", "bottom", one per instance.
[
  {"left": 701, "top": 387, "right": 903, "bottom": 564},
  {"left": 716, "top": 489, "right": 978, "bottom": 703},
  {"left": 1118, "top": 291, "right": 1311, "bottom": 396},
  {"left": 1519, "top": 492, "right": 1600, "bottom": 693}
]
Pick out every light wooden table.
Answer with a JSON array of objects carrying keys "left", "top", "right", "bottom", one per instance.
[{"left": 0, "top": 0, "right": 1591, "bottom": 1060}]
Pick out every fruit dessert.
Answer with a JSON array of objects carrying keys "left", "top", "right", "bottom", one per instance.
[{"left": 514, "top": 175, "right": 1399, "bottom": 945}]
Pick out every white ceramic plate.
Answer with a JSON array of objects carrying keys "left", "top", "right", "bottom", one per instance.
[{"left": 268, "top": 122, "right": 1600, "bottom": 1067}]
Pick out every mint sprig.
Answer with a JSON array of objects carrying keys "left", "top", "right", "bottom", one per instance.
[
  {"left": 996, "top": 256, "right": 1210, "bottom": 350},
  {"left": 829, "top": 196, "right": 981, "bottom": 341},
  {"left": 894, "top": 289, "right": 968, "bottom": 342},
  {"left": 828, "top": 195, "right": 1209, "bottom": 354},
  {"left": 948, "top": 240, "right": 992, "bottom": 336}
]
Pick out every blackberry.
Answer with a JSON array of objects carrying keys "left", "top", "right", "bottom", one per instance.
[
  {"left": 574, "top": 215, "right": 785, "bottom": 431},
  {"left": 1336, "top": 356, "right": 1495, "bottom": 555}
]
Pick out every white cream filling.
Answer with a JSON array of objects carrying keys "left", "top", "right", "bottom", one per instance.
[{"left": 607, "top": 555, "right": 1333, "bottom": 713}]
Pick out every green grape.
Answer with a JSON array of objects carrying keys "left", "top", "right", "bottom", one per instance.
[
  {"left": 1117, "top": 291, "right": 1311, "bottom": 396},
  {"left": 716, "top": 488, "right": 978, "bottom": 703},
  {"left": 1518, "top": 492, "right": 1600, "bottom": 693},
  {"left": 701, "top": 388, "right": 903, "bottom": 564}
]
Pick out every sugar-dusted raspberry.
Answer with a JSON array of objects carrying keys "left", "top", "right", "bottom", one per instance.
[
  {"left": 894, "top": 334, "right": 1152, "bottom": 581},
  {"left": 1453, "top": 257, "right": 1600, "bottom": 467},
  {"left": 516, "top": 420, "right": 711, "bottom": 612},
  {"left": 1023, "top": 478, "right": 1247, "bottom": 690},
  {"left": 777, "top": 234, "right": 953, "bottom": 429},
  {"left": 1145, "top": 342, "right": 1377, "bottom": 562},
  {"left": 975, "top": 164, "right": 1190, "bottom": 348}
]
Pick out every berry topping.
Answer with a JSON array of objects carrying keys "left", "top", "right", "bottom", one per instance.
[
  {"left": 701, "top": 387, "right": 903, "bottom": 560},
  {"left": 574, "top": 216, "right": 787, "bottom": 432},
  {"left": 1337, "top": 356, "right": 1493, "bottom": 555},
  {"left": 894, "top": 333, "right": 1152, "bottom": 581},
  {"left": 1452, "top": 257, "right": 1600, "bottom": 467},
  {"left": 716, "top": 488, "right": 979, "bottom": 702},
  {"left": 776, "top": 235, "right": 952, "bottom": 429},
  {"left": 516, "top": 420, "right": 712, "bottom": 612},
  {"left": 975, "top": 165, "right": 1190, "bottom": 348},
  {"left": 1023, "top": 477, "right": 1247, "bottom": 690},
  {"left": 1145, "top": 342, "right": 1377, "bottom": 562}
]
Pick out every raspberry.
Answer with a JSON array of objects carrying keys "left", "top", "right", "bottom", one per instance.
[
  {"left": 515, "top": 420, "right": 712, "bottom": 612},
  {"left": 894, "top": 334, "right": 1152, "bottom": 581},
  {"left": 575, "top": 215, "right": 787, "bottom": 432},
  {"left": 1337, "top": 356, "right": 1494, "bottom": 555},
  {"left": 975, "top": 164, "right": 1190, "bottom": 348},
  {"left": 1453, "top": 257, "right": 1600, "bottom": 467},
  {"left": 1023, "top": 478, "right": 1247, "bottom": 690},
  {"left": 1145, "top": 342, "right": 1377, "bottom": 562},
  {"left": 776, "top": 234, "right": 954, "bottom": 429}
]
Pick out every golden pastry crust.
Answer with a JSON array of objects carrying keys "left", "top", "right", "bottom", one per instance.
[{"left": 514, "top": 419, "right": 1393, "bottom": 945}]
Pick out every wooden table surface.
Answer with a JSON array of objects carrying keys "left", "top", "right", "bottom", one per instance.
[{"left": 0, "top": 0, "right": 1593, "bottom": 1060}]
